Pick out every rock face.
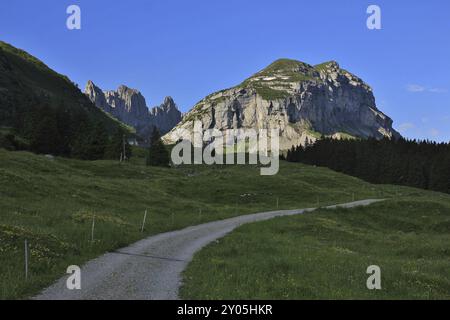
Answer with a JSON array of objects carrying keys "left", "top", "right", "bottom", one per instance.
[
  {"left": 85, "top": 81, "right": 182, "bottom": 139},
  {"left": 149, "top": 97, "right": 183, "bottom": 135},
  {"left": 163, "top": 59, "right": 400, "bottom": 150}
]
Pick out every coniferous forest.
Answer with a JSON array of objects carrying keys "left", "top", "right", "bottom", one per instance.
[
  {"left": 286, "top": 138, "right": 450, "bottom": 194},
  {"left": 0, "top": 95, "right": 132, "bottom": 161}
]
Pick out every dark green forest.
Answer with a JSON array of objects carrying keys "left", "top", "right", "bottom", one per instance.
[
  {"left": 146, "top": 127, "right": 170, "bottom": 167},
  {"left": 286, "top": 138, "right": 450, "bottom": 194},
  {"left": 0, "top": 95, "right": 132, "bottom": 160}
]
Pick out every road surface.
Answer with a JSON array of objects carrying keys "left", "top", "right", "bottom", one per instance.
[{"left": 35, "top": 199, "right": 382, "bottom": 300}]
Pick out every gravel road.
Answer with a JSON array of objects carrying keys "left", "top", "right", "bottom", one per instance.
[{"left": 35, "top": 199, "right": 382, "bottom": 300}]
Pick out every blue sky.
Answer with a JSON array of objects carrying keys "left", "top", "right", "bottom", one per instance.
[{"left": 0, "top": 0, "right": 449, "bottom": 141}]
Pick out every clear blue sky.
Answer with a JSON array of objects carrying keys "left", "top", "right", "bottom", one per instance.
[{"left": 1, "top": 0, "right": 449, "bottom": 141}]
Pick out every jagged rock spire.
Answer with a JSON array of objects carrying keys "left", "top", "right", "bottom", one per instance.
[{"left": 85, "top": 82, "right": 182, "bottom": 138}]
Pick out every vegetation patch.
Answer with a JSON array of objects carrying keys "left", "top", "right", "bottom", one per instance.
[{"left": 71, "top": 211, "right": 132, "bottom": 227}]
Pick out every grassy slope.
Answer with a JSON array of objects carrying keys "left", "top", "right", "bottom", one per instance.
[
  {"left": 0, "top": 148, "right": 413, "bottom": 299},
  {"left": 181, "top": 196, "right": 450, "bottom": 300},
  {"left": 0, "top": 40, "right": 128, "bottom": 133}
]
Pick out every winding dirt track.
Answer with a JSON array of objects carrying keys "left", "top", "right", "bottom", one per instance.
[{"left": 35, "top": 199, "right": 382, "bottom": 300}]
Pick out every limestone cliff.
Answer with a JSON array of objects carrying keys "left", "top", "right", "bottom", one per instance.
[
  {"left": 85, "top": 81, "right": 182, "bottom": 138},
  {"left": 163, "top": 59, "right": 400, "bottom": 150}
]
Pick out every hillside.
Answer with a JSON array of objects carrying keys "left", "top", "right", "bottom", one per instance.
[
  {"left": 0, "top": 41, "right": 130, "bottom": 156},
  {"left": 164, "top": 59, "right": 400, "bottom": 150},
  {"left": 0, "top": 148, "right": 427, "bottom": 299}
]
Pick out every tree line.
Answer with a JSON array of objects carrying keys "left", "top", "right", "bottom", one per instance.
[
  {"left": 286, "top": 137, "right": 450, "bottom": 194},
  {"left": 1, "top": 97, "right": 132, "bottom": 161},
  {"left": 0, "top": 94, "right": 174, "bottom": 167}
]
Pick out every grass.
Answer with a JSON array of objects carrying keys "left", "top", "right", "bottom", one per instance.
[
  {"left": 235, "top": 59, "right": 322, "bottom": 100},
  {"left": 180, "top": 196, "right": 450, "bottom": 300},
  {"left": 252, "top": 86, "right": 290, "bottom": 100},
  {"left": 257, "top": 59, "right": 311, "bottom": 74},
  {"left": 314, "top": 61, "right": 338, "bottom": 71},
  {"left": 0, "top": 147, "right": 414, "bottom": 299},
  {"left": 0, "top": 40, "right": 75, "bottom": 98}
]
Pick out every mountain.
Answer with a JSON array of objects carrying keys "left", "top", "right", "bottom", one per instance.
[
  {"left": 0, "top": 40, "right": 129, "bottom": 157},
  {"left": 85, "top": 81, "right": 182, "bottom": 139},
  {"left": 0, "top": 41, "right": 126, "bottom": 131},
  {"left": 163, "top": 59, "right": 400, "bottom": 150}
]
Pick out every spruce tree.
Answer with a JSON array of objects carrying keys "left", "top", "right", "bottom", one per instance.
[
  {"left": 72, "top": 121, "right": 108, "bottom": 160},
  {"left": 146, "top": 127, "right": 169, "bottom": 167},
  {"left": 285, "top": 136, "right": 450, "bottom": 194},
  {"left": 28, "top": 106, "right": 61, "bottom": 155}
]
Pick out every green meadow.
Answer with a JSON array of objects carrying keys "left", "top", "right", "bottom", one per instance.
[
  {"left": 0, "top": 148, "right": 447, "bottom": 299},
  {"left": 181, "top": 197, "right": 450, "bottom": 300}
]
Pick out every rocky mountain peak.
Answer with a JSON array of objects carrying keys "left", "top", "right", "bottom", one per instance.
[
  {"left": 163, "top": 58, "right": 400, "bottom": 150},
  {"left": 117, "top": 84, "right": 141, "bottom": 96},
  {"left": 86, "top": 79, "right": 95, "bottom": 87},
  {"left": 149, "top": 96, "right": 183, "bottom": 134},
  {"left": 261, "top": 58, "right": 313, "bottom": 73},
  {"left": 85, "top": 80, "right": 109, "bottom": 110},
  {"left": 162, "top": 96, "right": 177, "bottom": 110},
  {"left": 85, "top": 80, "right": 100, "bottom": 93},
  {"left": 317, "top": 60, "right": 340, "bottom": 70}
]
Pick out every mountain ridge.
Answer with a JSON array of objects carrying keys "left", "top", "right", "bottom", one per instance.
[
  {"left": 164, "top": 58, "right": 400, "bottom": 150},
  {"left": 0, "top": 40, "right": 130, "bottom": 158},
  {"left": 85, "top": 81, "right": 182, "bottom": 140}
]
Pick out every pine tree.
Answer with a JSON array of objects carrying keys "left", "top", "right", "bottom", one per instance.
[
  {"left": 146, "top": 127, "right": 170, "bottom": 167},
  {"left": 429, "top": 152, "right": 450, "bottom": 193},
  {"left": 72, "top": 121, "right": 108, "bottom": 160},
  {"left": 28, "top": 105, "right": 61, "bottom": 155},
  {"left": 84, "top": 123, "right": 108, "bottom": 160},
  {"left": 285, "top": 136, "right": 450, "bottom": 194},
  {"left": 0, "top": 133, "right": 18, "bottom": 150}
]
